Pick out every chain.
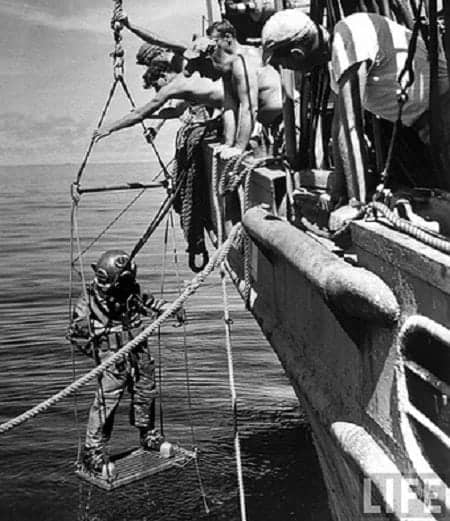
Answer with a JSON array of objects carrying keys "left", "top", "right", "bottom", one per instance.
[{"left": 111, "top": 0, "right": 125, "bottom": 80}]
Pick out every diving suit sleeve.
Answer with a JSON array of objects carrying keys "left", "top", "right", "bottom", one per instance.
[
  {"left": 67, "top": 295, "right": 94, "bottom": 356},
  {"left": 142, "top": 292, "right": 168, "bottom": 316},
  {"left": 142, "top": 291, "right": 186, "bottom": 324}
]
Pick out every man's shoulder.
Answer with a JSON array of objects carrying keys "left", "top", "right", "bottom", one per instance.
[
  {"left": 336, "top": 12, "right": 403, "bottom": 35},
  {"left": 238, "top": 46, "right": 262, "bottom": 66},
  {"left": 231, "top": 52, "right": 260, "bottom": 79}
]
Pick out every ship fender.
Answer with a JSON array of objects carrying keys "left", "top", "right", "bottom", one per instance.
[
  {"left": 243, "top": 207, "right": 400, "bottom": 325},
  {"left": 331, "top": 421, "right": 435, "bottom": 519}
]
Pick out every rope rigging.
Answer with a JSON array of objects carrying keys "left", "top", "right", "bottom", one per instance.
[
  {"left": 66, "top": 1, "right": 216, "bottom": 497},
  {"left": 211, "top": 145, "right": 248, "bottom": 521},
  {"left": 171, "top": 112, "right": 222, "bottom": 272},
  {"left": 379, "top": 0, "right": 426, "bottom": 190}
]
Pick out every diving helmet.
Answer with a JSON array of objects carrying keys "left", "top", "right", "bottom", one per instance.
[{"left": 92, "top": 249, "right": 136, "bottom": 293}]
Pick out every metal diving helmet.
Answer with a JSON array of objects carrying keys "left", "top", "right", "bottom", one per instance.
[{"left": 91, "top": 249, "right": 136, "bottom": 293}]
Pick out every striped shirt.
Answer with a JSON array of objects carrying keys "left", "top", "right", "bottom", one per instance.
[{"left": 330, "top": 13, "right": 449, "bottom": 126}]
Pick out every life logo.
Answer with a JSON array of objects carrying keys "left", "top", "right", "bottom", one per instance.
[{"left": 362, "top": 473, "right": 450, "bottom": 520}]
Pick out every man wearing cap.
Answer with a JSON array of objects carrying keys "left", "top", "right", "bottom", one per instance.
[
  {"left": 93, "top": 46, "right": 224, "bottom": 141},
  {"left": 262, "top": 9, "right": 450, "bottom": 208},
  {"left": 201, "top": 19, "right": 282, "bottom": 159}
]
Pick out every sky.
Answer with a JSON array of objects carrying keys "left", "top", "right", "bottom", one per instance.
[{"left": 0, "top": 0, "right": 218, "bottom": 165}]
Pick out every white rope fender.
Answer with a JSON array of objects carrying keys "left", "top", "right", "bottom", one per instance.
[{"left": 0, "top": 223, "right": 242, "bottom": 435}]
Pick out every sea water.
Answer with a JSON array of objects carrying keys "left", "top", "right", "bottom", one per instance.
[{"left": 0, "top": 162, "right": 330, "bottom": 521}]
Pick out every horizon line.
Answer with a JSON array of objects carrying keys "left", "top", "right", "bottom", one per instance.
[{"left": 0, "top": 159, "right": 161, "bottom": 168}]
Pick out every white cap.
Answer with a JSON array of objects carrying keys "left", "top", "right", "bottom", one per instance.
[
  {"left": 262, "top": 8, "right": 316, "bottom": 63},
  {"left": 183, "top": 36, "right": 216, "bottom": 60}
]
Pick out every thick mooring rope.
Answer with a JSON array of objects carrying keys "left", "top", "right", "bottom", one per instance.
[
  {"left": 0, "top": 224, "right": 242, "bottom": 435},
  {"left": 367, "top": 201, "right": 450, "bottom": 254}
]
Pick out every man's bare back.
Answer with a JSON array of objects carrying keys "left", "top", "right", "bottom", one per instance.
[{"left": 165, "top": 73, "right": 223, "bottom": 109}]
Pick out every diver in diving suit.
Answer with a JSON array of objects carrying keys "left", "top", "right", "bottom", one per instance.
[{"left": 68, "top": 249, "right": 172, "bottom": 473}]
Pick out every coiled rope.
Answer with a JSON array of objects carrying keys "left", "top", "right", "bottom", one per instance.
[
  {"left": 0, "top": 223, "right": 242, "bottom": 436},
  {"left": 219, "top": 150, "right": 253, "bottom": 196},
  {"left": 220, "top": 151, "right": 279, "bottom": 306}
]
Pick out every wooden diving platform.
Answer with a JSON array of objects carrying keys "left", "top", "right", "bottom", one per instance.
[{"left": 75, "top": 445, "right": 195, "bottom": 491}]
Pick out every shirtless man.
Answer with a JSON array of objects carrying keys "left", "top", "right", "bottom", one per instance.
[
  {"left": 202, "top": 19, "right": 282, "bottom": 159},
  {"left": 93, "top": 49, "right": 224, "bottom": 140}
]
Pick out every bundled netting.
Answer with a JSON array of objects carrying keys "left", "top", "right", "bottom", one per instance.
[{"left": 172, "top": 108, "right": 222, "bottom": 272}]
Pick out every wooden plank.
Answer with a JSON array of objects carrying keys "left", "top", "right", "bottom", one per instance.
[
  {"left": 351, "top": 220, "right": 450, "bottom": 295},
  {"left": 75, "top": 446, "right": 195, "bottom": 491},
  {"left": 248, "top": 166, "right": 285, "bottom": 213}
]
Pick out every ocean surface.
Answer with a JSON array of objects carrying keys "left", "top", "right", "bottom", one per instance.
[{"left": 0, "top": 162, "right": 331, "bottom": 521}]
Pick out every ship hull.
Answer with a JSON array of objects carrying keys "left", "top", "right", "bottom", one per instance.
[{"left": 204, "top": 143, "right": 450, "bottom": 521}]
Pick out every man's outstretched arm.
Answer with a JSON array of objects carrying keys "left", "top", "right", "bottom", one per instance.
[
  {"left": 119, "top": 14, "right": 186, "bottom": 54},
  {"left": 94, "top": 82, "right": 188, "bottom": 140}
]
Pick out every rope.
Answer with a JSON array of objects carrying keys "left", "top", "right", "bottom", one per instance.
[
  {"left": 117, "top": 75, "right": 172, "bottom": 181},
  {"left": 218, "top": 151, "right": 279, "bottom": 307},
  {"left": 220, "top": 263, "right": 247, "bottom": 521},
  {"left": 74, "top": 2, "right": 172, "bottom": 190},
  {"left": 72, "top": 201, "right": 112, "bottom": 469},
  {"left": 172, "top": 118, "right": 218, "bottom": 271},
  {"left": 365, "top": 201, "right": 450, "bottom": 254},
  {"left": 220, "top": 151, "right": 254, "bottom": 195},
  {"left": 380, "top": 0, "right": 425, "bottom": 187},
  {"left": 0, "top": 224, "right": 242, "bottom": 435},
  {"left": 152, "top": 158, "right": 175, "bottom": 182},
  {"left": 157, "top": 217, "right": 171, "bottom": 436},
  {"left": 211, "top": 146, "right": 248, "bottom": 520},
  {"left": 167, "top": 209, "right": 210, "bottom": 513},
  {"left": 212, "top": 149, "right": 223, "bottom": 246},
  {"left": 75, "top": 78, "right": 119, "bottom": 186},
  {"left": 243, "top": 168, "right": 253, "bottom": 308},
  {"left": 72, "top": 187, "right": 146, "bottom": 264},
  {"left": 69, "top": 203, "right": 83, "bottom": 464}
]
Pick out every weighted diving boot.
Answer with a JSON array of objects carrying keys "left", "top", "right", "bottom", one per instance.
[
  {"left": 139, "top": 428, "right": 165, "bottom": 451},
  {"left": 82, "top": 445, "right": 108, "bottom": 475}
]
